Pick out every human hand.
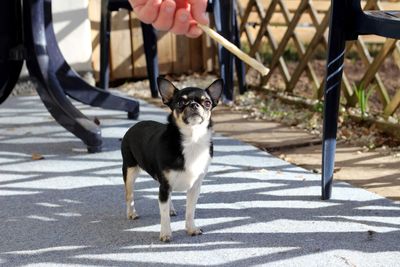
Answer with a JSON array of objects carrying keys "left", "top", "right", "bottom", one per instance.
[{"left": 129, "top": 0, "right": 209, "bottom": 38}]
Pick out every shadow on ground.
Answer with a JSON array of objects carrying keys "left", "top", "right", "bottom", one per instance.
[{"left": 0, "top": 96, "right": 399, "bottom": 266}]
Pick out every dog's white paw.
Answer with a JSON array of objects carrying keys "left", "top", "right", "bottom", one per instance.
[
  {"left": 187, "top": 227, "right": 203, "bottom": 236},
  {"left": 170, "top": 209, "right": 177, "bottom": 217},
  {"left": 160, "top": 234, "right": 172, "bottom": 242},
  {"left": 127, "top": 211, "right": 140, "bottom": 220}
]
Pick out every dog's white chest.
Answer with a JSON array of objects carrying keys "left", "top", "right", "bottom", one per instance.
[{"left": 166, "top": 130, "right": 212, "bottom": 192}]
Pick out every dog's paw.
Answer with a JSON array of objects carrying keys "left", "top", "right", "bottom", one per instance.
[
  {"left": 127, "top": 211, "right": 140, "bottom": 220},
  {"left": 170, "top": 209, "right": 177, "bottom": 217},
  {"left": 160, "top": 234, "right": 172, "bottom": 243},
  {"left": 187, "top": 227, "right": 203, "bottom": 236}
]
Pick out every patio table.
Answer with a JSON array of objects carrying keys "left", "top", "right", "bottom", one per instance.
[{"left": 0, "top": 0, "right": 140, "bottom": 153}]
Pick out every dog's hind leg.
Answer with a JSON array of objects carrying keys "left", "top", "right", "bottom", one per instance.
[
  {"left": 169, "top": 194, "right": 177, "bottom": 216},
  {"left": 123, "top": 165, "right": 140, "bottom": 220}
]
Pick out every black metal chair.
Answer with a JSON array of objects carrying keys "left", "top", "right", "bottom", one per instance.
[
  {"left": 322, "top": 0, "right": 400, "bottom": 199},
  {"left": 100, "top": 0, "right": 159, "bottom": 98}
]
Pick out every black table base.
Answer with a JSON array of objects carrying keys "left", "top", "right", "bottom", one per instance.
[{"left": 0, "top": 0, "right": 140, "bottom": 153}]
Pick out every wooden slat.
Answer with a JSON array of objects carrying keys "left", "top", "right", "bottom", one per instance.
[
  {"left": 350, "top": 37, "right": 389, "bottom": 107},
  {"left": 280, "top": 0, "right": 320, "bottom": 92},
  {"left": 172, "top": 35, "right": 191, "bottom": 74},
  {"left": 201, "top": 33, "right": 217, "bottom": 72},
  {"left": 392, "top": 42, "right": 400, "bottom": 70},
  {"left": 359, "top": 38, "right": 396, "bottom": 106},
  {"left": 287, "top": 5, "right": 329, "bottom": 93},
  {"left": 249, "top": 0, "right": 278, "bottom": 57},
  {"left": 256, "top": 0, "right": 291, "bottom": 84},
  {"left": 263, "top": 0, "right": 310, "bottom": 85},
  {"left": 384, "top": 89, "right": 400, "bottom": 117},
  {"left": 129, "top": 13, "right": 147, "bottom": 78},
  {"left": 110, "top": 10, "right": 133, "bottom": 79},
  {"left": 157, "top": 31, "right": 174, "bottom": 75},
  {"left": 88, "top": 0, "right": 101, "bottom": 80},
  {"left": 189, "top": 37, "right": 204, "bottom": 73}
]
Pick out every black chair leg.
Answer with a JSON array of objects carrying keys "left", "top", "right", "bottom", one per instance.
[
  {"left": 214, "top": 0, "right": 234, "bottom": 102},
  {"left": 25, "top": 0, "right": 102, "bottom": 153},
  {"left": 214, "top": 1, "right": 246, "bottom": 100},
  {"left": 232, "top": 9, "right": 246, "bottom": 95},
  {"left": 99, "top": 0, "right": 111, "bottom": 89},
  {"left": 0, "top": 61, "right": 23, "bottom": 104},
  {"left": 141, "top": 23, "right": 159, "bottom": 98},
  {"left": 321, "top": 0, "right": 347, "bottom": 200}
]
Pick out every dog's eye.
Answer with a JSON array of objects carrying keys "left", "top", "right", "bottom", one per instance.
[
  {"left": 204, "top": 100, "right": 212, "bottom": 109},
  {"left": 178, "top": 100, "right": 187, "bottom": 108}
]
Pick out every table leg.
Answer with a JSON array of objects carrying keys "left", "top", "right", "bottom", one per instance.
[
  {"left": 42, "top": 0, "right": 140, "bottom": 120},
  {"left": 24, "top": 0, "right": 102, "bottom": 152},
  {"left": 0, "top": 0, "right": 24, "bottom": 104}
]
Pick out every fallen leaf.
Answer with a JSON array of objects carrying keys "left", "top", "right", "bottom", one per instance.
[
  {"left": 312, "top": 169, "right": 321, "bottom": 174},
  {"left": 93, "top": 117, "right": 101, "bottom": 126},
  {"left": 333, "top": 167, "right": 342, "bottom": 173},
  {"left": 32, "top": 153, "right": 44, "bottom": 160}
]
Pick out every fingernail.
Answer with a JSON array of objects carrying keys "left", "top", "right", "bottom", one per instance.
[
  {"left": 192, "top": 27, "right": 201, "bottom": 36},
  {"left": 179, "top": 13, "right": 188, "bottom": 22},
  {"left": 202, "top": 13, "right": 209, "bottom": 22},
  {"left": 165, "top": 6, "right": 174, "bottom": 13}
]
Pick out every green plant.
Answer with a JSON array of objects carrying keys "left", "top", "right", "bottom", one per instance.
[
  {"left": 353, "top": 83, "right": 374, "bottom": 119},
  {"left": 313, "top": 101, "right": 324, "bottom": 113}
]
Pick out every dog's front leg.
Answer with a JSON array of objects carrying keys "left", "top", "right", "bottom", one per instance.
[
  {"left": 186, "top": 177, "right": 203, "bottom": 236},
  {"left": 159, "top": 184, "right": 172, "bottom": 242}
]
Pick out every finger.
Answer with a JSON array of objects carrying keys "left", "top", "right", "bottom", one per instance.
[
  {"left": 128, "top": 0, "right": 145, "bottom": 10},
  {"left": 133, "top": 0, "right": 162, "bottom": 24},
  {"left": 187, "top": 0, "right": 209, "bottom": 25},
  {"left": 152, "top": 0, "right": 175, "bottom": 31},
  {"left": 129, "top": 0, "right": 146, "bottom": 14},
  {"left": 186, "top": 24, "right": 202, "bottom": 38},
  {"left": 170, "top": 9, "right": 190, "bottom": 35}
]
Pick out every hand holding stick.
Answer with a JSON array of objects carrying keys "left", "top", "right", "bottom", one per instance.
[{"left": 174, "top": 0, "right": 269, "bottom": 76}]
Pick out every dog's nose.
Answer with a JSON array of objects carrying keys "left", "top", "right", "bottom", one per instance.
[{"left": 190, "top": 102, "right": 200, "bottom": 110}]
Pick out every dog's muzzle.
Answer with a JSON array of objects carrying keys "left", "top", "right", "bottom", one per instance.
[{"left": 183, "top": 103, "right": 205, "bottom": 125}]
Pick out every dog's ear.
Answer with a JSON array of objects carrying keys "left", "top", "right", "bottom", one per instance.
[
  {"left": 206, "top": 79, "right": 223, "bottom": 108},
  {"left": 157, "top": 77, "right": 178, "bottom": 105}
]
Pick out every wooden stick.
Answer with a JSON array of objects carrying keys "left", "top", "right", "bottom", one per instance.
[{"left": 198, "top": 23, "right": 269, "bottom": 76}]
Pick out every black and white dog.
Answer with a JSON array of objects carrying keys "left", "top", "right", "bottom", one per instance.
[{"left": 121, "top": 77, "right": 223, "bottom": 242}]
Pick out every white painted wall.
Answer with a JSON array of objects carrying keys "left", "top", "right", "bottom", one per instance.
[
  {"left": 21, "top": 0, "right": 93, "bottom": 76},
  {"left": 52, "top": 0, "right": 93, "bottom": 72}
]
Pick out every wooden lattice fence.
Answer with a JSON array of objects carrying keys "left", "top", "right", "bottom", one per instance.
[{"left": 237, "top": 0, "right": 400, "bottom": 119}]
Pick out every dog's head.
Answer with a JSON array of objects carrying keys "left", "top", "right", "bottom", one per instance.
[{"left": 157, "top": 78, "right": 223, "bottom": 127}]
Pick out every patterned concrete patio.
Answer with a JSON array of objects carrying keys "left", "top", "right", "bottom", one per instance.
[{"left": 0, "top": 96, "right": 399, "bottom": 266}]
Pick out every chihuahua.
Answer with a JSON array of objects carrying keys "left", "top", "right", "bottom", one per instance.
[{"left": 121, "top": 77, "right": 223, "bottom": 242}]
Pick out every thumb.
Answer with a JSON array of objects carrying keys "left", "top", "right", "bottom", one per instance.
[{"left": 187, "top": 0, "right": 209, "bottom": 25}]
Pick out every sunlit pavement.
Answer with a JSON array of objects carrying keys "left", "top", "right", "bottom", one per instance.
[{"left": 1, "top": 96, "right": 399, "bottom": 266}]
